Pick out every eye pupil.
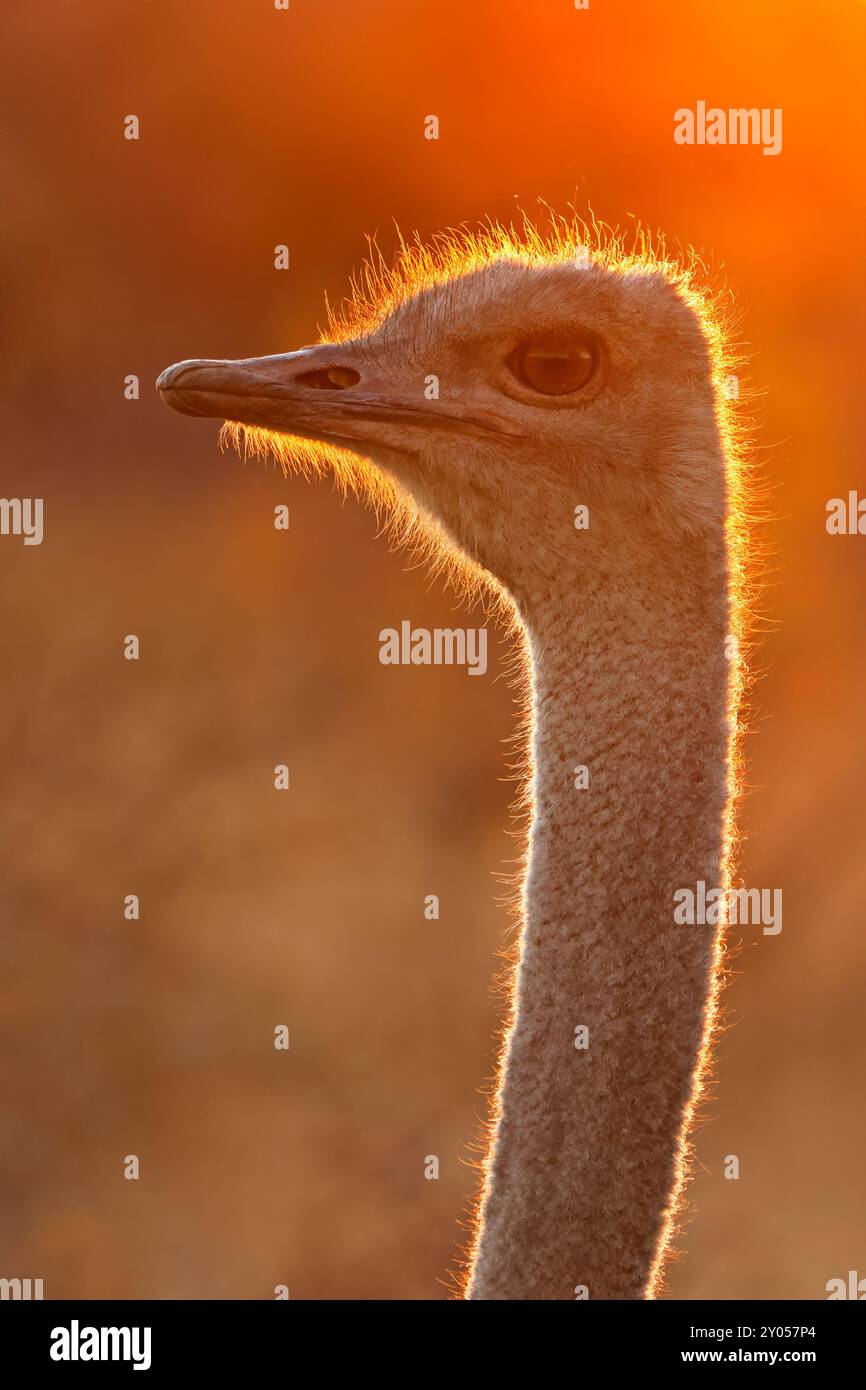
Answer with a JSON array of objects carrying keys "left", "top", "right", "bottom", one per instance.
[{"left": 509, "top": 335, "right": 599, "bottom": 395}]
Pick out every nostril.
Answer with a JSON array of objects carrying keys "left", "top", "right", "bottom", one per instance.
[{"left": 295, "top": 365, "right": 360, "bottom": 390}]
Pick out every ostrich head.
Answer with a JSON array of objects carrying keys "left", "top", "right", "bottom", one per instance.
[{"left": 157, "top": 234, "right": 730, "bottom": 617}]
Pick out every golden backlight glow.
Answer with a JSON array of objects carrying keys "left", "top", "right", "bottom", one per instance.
[
  {"left": 2, "top": 0, "right": 861, "bottom": 1308},
  {"left": 221, "top": 210, "right": 759, "bottom": 1297}
]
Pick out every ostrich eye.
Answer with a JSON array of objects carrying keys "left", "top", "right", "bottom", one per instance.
[{"left": 507, "top": 334, "right": 599, "bottom": 395}]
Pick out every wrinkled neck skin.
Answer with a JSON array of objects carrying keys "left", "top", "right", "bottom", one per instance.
[{"left": 467, "top": 509, "right": 733, "bottom": 1300}]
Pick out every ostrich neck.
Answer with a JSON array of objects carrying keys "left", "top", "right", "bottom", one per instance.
[{"left": 468, "top": 522, "right": 733, "bottom": 1300}]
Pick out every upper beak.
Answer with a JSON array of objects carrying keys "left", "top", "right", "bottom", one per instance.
[{"left": 156, "top": 343, "right": 523, "bottom": 447}]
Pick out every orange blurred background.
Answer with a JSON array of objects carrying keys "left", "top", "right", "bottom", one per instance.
[{"left": 1, "top": 0, "right": 863, "bottom": 1298}]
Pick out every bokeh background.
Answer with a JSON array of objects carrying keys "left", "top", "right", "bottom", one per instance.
[{"left": 1, "top": 0, "right": 863, "bottom": 1299}]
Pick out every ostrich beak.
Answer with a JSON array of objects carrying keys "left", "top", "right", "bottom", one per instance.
[{"left": 156, "top": 344, "right": 523, "bottom": 447}]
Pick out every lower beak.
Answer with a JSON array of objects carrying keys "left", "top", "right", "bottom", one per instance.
[{"left": 156, "top": 345, "right": 523, "bottom": 447}]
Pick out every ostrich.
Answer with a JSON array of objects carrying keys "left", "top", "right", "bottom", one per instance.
[{"left": 157, "top": 219, "right": 750, "bottom": 1300}]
